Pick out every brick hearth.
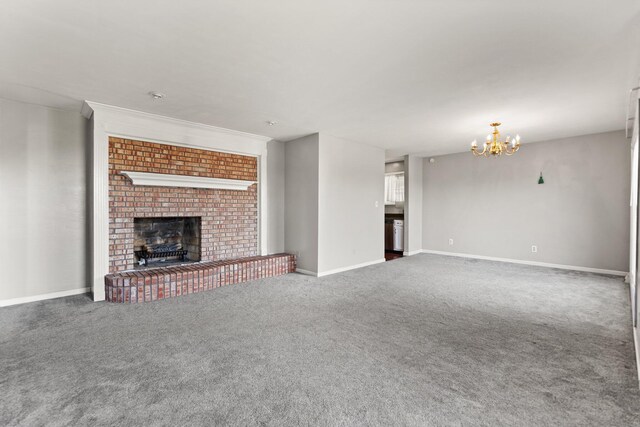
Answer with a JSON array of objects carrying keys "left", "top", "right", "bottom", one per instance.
[{"left": 105, "top": 253, "right": 296, "bottom": 303}]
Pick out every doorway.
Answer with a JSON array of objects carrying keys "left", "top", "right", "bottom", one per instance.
[{"left": 384, "top": 160, "right": 405, "bottom": 261}]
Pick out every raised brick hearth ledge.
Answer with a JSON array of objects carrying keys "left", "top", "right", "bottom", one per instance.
[{"left": 104, "top": 254, "right": 296, "bottom": 303}]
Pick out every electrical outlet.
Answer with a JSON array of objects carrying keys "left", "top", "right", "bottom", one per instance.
[
  {"left": 531, "top": 245, "right": 537, "bottom": 253},
  {"left": 375, "top": 201, "right": 379, "bottom": 207},
  {"left": 449, "top": 238, "right": 454, "bottom": 245}
]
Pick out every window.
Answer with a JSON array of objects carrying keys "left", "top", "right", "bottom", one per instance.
[{"left": 384, "top": 172, "right": 404, "bottom": 205}]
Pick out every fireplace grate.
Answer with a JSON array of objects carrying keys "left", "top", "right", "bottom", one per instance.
[{"left": 135, "top": 249, "right": 188, "bottom": 266}]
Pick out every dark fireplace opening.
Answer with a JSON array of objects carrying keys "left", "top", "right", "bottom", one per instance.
[{"left": 133, "top": 217, "right": 201, "bottom": 268}]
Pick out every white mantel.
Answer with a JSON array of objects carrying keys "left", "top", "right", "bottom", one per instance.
[
  {"left": 82, "top": 101, "right": 272, "bottom": 301},
  {"left": 120, "top": 171, "right": 256, "bottom": 191}
]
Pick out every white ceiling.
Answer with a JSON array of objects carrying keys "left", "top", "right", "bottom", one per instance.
[{"left": 1, "top": 0, "right": 639, "bottom": 157}]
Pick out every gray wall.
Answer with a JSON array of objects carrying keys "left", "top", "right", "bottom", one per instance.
[
  {"left": 422, "top": 130, "right": 630, "bottom": 272},
  {"left": 318, "top": 134, "right": 385, "bottom": 273},
  {"left": 284, "top": 134, "right": 319, "bottom": 273},
  {"left": 0, "top": 98, "right": 88, "bottom": 301},
  {"left": 267, "top": 140, "right": 285, "bottom": 254}
]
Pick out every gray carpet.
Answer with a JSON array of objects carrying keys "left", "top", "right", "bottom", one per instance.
[{"left": 1, "top": 254, "right": 639, "bottom": 426}]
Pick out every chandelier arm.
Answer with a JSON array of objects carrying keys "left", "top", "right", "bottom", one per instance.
[
  {"left": 503, "top": 141, "right": 521, "bottom": 155},
  {"left": 471, "top": 146, "right": 488, "bottom": 156}
]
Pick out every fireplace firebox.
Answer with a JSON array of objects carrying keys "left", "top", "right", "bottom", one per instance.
[{"left": 133, "top": 217, "right": 201, "bottom": 268}]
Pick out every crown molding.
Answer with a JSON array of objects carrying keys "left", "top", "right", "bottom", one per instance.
[{"left": 82, "top": 101, "right": 273, "bottom": 143}]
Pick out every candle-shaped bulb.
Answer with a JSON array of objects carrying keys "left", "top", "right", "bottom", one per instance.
[
  {"left": 516, "top": 134, "right": 521, "bottom": 142},
  {"left": 471, "top": 139, "right": 478, "bottom": 148},
  {"left": 486, "top": 134, "right": 491, "bottom": 141}
]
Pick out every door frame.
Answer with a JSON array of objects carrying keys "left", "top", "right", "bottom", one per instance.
[{"left": 631, "top": 130, "right": 638, "bottom": 326}]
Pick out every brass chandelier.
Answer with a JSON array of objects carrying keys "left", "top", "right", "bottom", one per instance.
[{"left": 471, "top": 122, "right": 521, "bottom": 157}]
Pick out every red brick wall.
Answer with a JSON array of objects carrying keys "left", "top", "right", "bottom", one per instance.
[{"left": 108, "top": 137, "right": 258, "bottom": 273}]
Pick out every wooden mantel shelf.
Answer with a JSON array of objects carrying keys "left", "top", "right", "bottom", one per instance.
[{"left": 120, "top": 171, "right": 256, "bottom": 191}]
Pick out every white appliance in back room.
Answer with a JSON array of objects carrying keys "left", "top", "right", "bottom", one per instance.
[{"left": 393, "top": 219, "right": 404, "bottom": 251}]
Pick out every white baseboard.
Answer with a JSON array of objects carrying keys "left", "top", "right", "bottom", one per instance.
[
  {"left": 634, "top": 327, "right": 640, "bottom": 388},
  {"left": 295, "top": 268, "right": 318, "bottom": 277},
  {"left": 403, "top": 250, "right": 422, "bottom": 257},
  {"left": 0, "top": 287, "right": 90, "bottom": 308},
  {"left": 317, "top": 258, "right": 386, "bottom": 277},
  {"left": 421, "top": 249, "right": 627, "bottom": 276},
  {"left": 297, "top": 258, "right": 386, "bottom": 278}
]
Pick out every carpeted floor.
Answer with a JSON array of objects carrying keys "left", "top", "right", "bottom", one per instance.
[{"left": 1, "top": 254, "right": 639, "bottom": 426}]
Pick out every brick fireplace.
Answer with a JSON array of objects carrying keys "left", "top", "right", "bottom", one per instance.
[
  {"left": 108, "top": 137, "right": 259, "bottom": 273},
  {"left": 102, "top": 136, "right": 295, "bottom": 303},
  {"left": 83, "top": 101, "right": 285, "bottom": 301}
]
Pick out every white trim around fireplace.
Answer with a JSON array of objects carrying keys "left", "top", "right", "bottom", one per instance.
[
  {"left": 82, "top": 101, "right": 272, "bottom": 301},
  {"left": 120, "top": 171, "right": 256, "bottom": 191}
]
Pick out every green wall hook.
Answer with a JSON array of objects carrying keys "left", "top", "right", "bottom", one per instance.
[{"left": 538, "top": 172, "right": 544, "bottom": 184}]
